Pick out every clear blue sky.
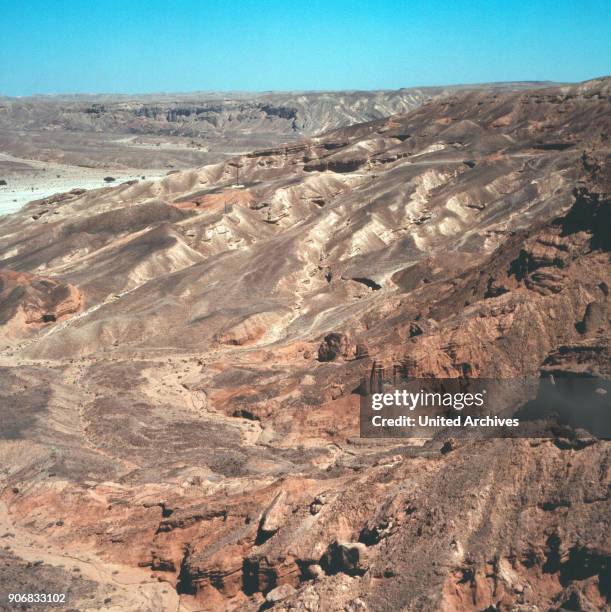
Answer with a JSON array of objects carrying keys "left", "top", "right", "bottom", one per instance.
[{"left": 1, "top": 0, "right": 610, "bottom": 95}]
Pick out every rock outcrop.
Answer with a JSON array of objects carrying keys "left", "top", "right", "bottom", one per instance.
[{"left": 0, "top": 269, "right": 83, "bottom": 340}]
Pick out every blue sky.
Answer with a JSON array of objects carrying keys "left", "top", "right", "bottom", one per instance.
[{"left": 1, "top": 0, "right": 610, "bottom": 95}]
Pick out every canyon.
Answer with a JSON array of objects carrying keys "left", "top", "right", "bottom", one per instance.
[{"left": 0, "top": 78, "right": 609, "bottom": 611}]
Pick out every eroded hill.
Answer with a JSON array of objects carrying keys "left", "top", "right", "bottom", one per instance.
[
  {"left": 0, "top": 78, "right": 609, "bottom": 611},
  {"left": 0, "top": 83, "right": 554, "bottom": 169}
]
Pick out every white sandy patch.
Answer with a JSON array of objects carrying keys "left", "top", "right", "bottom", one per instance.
[
  {"left": 438, "top": 216, "right": 462, "bottom": 236},
  {"left": 0, "top": 152, "right": 165, "bottom": 216},
  {"left": 410, "top": 142, "right": 447, "bottom": 157},
  {"left": 445, "top": 193, "right": 472, "bottom": 220}
]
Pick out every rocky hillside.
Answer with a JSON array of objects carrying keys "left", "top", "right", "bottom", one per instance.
[
  {"left": 0, "top": 78, "right": 609, "bottom": 611},
  {"left": 0, "top": 82, "right": 555, "bottom": 169}
]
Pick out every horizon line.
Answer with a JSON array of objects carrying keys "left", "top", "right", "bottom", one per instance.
[{"left": 4, "top": 78, "right": 603, "bottom": 99}]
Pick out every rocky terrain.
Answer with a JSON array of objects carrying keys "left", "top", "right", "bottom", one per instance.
[
  {"left": 0, "top": 83, "right": 555, "bottom": 216},
  {"left": 0, "top": 78, "right": 609, "bottom": 611},
  {"left": 0, "top": 83, "right": 556, "bottom": 168},
  {"left": 0, "top": 87, "right": 440, "bottom": 216},
  {"left": 0, "top": 88, "right": 437, "bottom": 171}
]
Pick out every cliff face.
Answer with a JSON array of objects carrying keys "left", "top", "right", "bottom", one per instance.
[
  {"left": 0, "top": 79, "right": 609, "bottom": 611},
  {"left": 0, "top": 89, "right": 435, "bottom": 137}
]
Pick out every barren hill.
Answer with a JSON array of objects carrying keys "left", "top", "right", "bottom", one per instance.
[
  {"left": 0, "top": 78, "right": 609, "bottom": 611},
  {"left": 0, "top": 83, "right": 555, "bottom": 169}
]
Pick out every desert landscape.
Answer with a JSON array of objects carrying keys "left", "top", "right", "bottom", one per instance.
[
  {"left": 0, "top": 88, "right": 439, "bottom": 216},
  {"left": 0, "top": 73, "right": 609, "bottom": 611},
  {"left": 0, "top": 84, "right": 554, "bottom": 215}
]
